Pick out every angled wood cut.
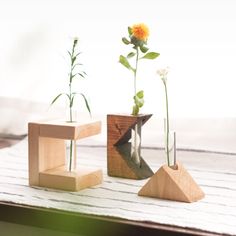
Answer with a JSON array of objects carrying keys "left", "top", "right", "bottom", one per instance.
[
  {"left": 28, "top": 120, "right": 102, "bottom": 191},
  {"left": 138, "top": 162, "right": 205, "bottom": 203},
  {"left": 107, "top": 114, "right": 154, "bottom": 179}
]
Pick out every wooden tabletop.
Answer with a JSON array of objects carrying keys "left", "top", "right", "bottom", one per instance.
[{"left": 0, "top": 138, "right": 235, "bottom": 236}]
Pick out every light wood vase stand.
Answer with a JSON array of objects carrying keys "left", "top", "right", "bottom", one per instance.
[
  {"left": 107, "top": 114, "right": 154, "bottom": 179},
  {"left": 138, "top": 162, "right": 205, "bottom": 203},
  {"left": 28, "top": 120, "right": 103, "bottom": 191}
]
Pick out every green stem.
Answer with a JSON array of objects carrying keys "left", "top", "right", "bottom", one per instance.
[
  {"left": 164, "top": 82, "right": 170, "bottom": 166},
  {"left": 132, "top": 48, "right": 141, "bottom": 166},
  {"left": 132, "top": 48, "right": 139, "bottom": 116},
  {"left": 69, "top": 94, "right": 73, "bottom": 171},
  {"left": 68, "top": 41, "right": 76, "bottom": 172},
  {"left": 69, "top": 140, "right": 73, "bottom": 171},
  {"left": 134, "top": 48, "right": 139, "bottom": 99},
  {"left": 69, "top": 82, "right": 72, "bottom": 122},
  {"left": 69, "top": 82, "right": 73, "bottom": 171}
]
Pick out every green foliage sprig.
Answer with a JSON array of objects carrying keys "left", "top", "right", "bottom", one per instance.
[
  {"left": 119, "top": 24, "right": 160, "bottom": 115},
  {"left": 51, "top": 38, "right": 91, "bottom": 122},
  {"left": 51, "top": 38, "right": 91, "bottom": 172}
]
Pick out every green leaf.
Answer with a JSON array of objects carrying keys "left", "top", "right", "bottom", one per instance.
[
  {"left": 70, "top": 72, "right": 87, "bottom": 81},
  {"left": 119, "top": 55, "right": 134, "bottom": 72},
  {"left": 127, "top": 52, "right": 136, "bottom": 58},
  {"left": 141, "top": 52, "right": 160, "bottom": 59},
  {"left": 130, "top": 36, "right": 144, "bottom": 48},
  {"left": 72, "top": 63, "right": 83, "bottom": 71},
  {"left": 67, "top": 50, "right": 72, "bottom": 58},
  {"left": 70, "top": 73, "right": 76, "bottom": 82},
  {"left": 133, "top": 90, "right": 144, "bottom": 110},
  {"left": 50, "top": 93, "right": 63, "bottom": 106},
  {"left": 69, "top": 93, "right": 91, "bottom": 116},
  {"left": 138, "top": 98, "right": 144, "bottom": 107},
  {"left": 70, "top": 94, "right": 75, "bottom": 108},
  {"left": 74, "top": 52, "right": 81, "bottom": 57},
  {"left": 128, "top": 27, "right": 132, "bottom": 36},
  {"left": 72, "top": 56, "right": 76, "bottom": 65},
  {"left": 78, "top": 73, "right": 85, "bottom": 79},
  {"left": 66, "top": 93, "right": 71, "bottom": 103},
  {"left": 136, "top": 90, "right": 144, "bottom": 98},
  {"left": 134, "top": 96, "right": 144, "bottom": 108},
  {"left": 132, "top": 105, "right": 139, "bottom": 116},
  {"left": 122, "top": 37, "right": 130, "bottom": 45},
  {"left": 80, "top": 93, "right": 91, "bottom": 116},
  {"left": 140, "top": 45, "right": 149, "bottom": 53}
]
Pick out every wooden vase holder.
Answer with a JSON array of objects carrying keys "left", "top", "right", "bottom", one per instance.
[
  {"left": 28, "top": 120, "right": 103, "bottom": 191},
  {"left": 107, "top": 114, "right": 154, "bottom": 179},
  {"left": 138, "top": 162, "right": 205, "bottom": 203}
]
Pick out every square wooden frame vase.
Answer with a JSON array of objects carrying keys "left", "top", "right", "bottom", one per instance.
[{"left": 28, "top": 120, "right": 103, "bottom": 191}]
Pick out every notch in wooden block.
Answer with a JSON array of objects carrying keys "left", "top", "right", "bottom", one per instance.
[
  {"left": 107, "top": 114, "right": 154, "bottom": 179},
  {"left": 138, "top": 162, "right": 205, "bottom": 203}
]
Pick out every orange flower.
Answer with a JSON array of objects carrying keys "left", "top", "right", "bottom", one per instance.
[{"left": 131, "top": 23, "right": 149, "bottom": 41}]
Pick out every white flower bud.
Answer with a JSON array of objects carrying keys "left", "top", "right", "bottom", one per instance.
[{"left": 157, "top": 67, "right": 169, "bottom": 83}]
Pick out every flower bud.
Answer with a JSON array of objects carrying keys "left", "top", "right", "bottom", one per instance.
[{"left": 73, "top": 37, "right": 78, "bottom": 45}]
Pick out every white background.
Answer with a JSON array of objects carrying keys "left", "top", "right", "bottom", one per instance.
[{"left": 0, "top": 0, "right": 236, "bottom": 118}]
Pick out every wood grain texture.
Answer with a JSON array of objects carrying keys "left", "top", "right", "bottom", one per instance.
[
  {"left": 39, "top": 166, "right": 103, "bottom": 191},
  {"left": 138, "top": 162, "right": 205, "bottom": 202},
  {"left": 28, "top": 120, "right": 102, "bottom": 191},
  {"left": 107, "top": 114, "right": 154, "bottom": 179},
  {"left": 38, "top": 137, "right": 65, "bottom": 172},
  {"left": 28, "top": 123, "right": 40, "bottom": 186},
  {"left": 39, "top": 120, "right": 101, "bottom": 140}
]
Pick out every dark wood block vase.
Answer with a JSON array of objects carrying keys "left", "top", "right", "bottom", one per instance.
[{"left": 107, "top": 114, "right": 154, "bottom": 179}]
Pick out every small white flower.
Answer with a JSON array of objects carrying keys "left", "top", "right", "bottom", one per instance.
[
  {"left": 157, "top": 67, "right": 169, "bottom": 77},
  {"left": 157, "top": 67, "right": 169, "bottom": 83}
]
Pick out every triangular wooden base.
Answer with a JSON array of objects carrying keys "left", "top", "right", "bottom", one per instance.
[{"left": 138, "top": 162, "right": 205, "bottom": 203}]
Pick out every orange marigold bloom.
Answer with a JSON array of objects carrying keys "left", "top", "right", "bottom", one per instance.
[{"left": 131, "top": 23, "right": 149, "bottom": 41}]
